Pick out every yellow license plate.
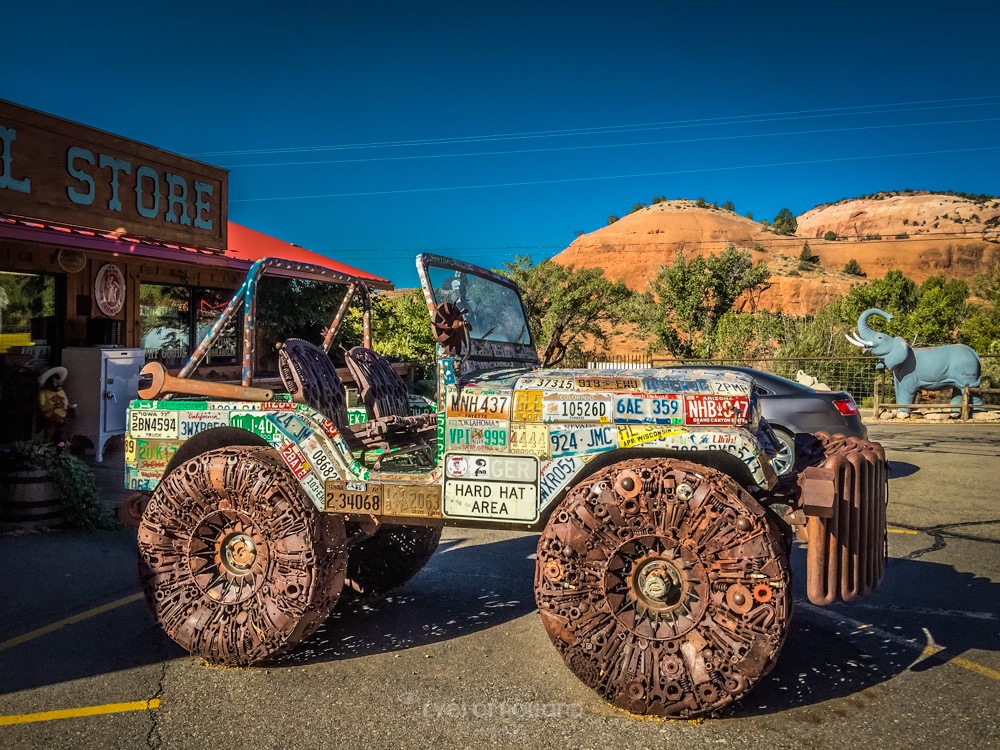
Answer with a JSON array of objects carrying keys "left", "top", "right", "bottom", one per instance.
[
  {"left": 325, "top": 481, "right": 383, "bottom": 514},
  {"left": 383, "top": 485, "right": 443, "bottom": 518}
]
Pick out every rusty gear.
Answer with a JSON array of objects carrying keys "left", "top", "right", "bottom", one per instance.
[
  {"left": 137, "top": 446, "right": 347, "bottom": 666},
  {"left": 535, "top": 458, "right": 791, "bottom": 718},
  {"left": 343, "top": 523, "right": 442, "bottom": 600},
  {"left": 431, "top": 303, "right": 469, "bottom": 356}
]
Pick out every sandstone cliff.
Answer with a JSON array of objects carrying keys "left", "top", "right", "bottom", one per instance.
[{"left": 554, "top": 192, "right": 1000, "bottom": 316}]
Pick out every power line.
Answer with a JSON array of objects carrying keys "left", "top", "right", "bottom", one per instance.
[
  {"left": 219, "top": 116, "right": 1000, "bottom": 169},
  {"left": 196, "top": 95, "right": 1000, "bottom": 157},
  {"left": 229, "top": 144, "right": 1000, "bottom": 203},
  {"left": 325, "top": 228, "right": 1000, "bottom": 262}
]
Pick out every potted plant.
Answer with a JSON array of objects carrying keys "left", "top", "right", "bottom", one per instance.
[{"left": 0, "top": 438, "right": 118, "bottom": 531}]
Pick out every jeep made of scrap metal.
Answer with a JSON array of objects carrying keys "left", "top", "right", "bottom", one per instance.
[{"left": 128, "top": 253, "right": 888, "bottom": 718}]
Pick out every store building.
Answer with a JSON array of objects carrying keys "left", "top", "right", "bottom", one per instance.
[{"left": 0, "top": 99, "right": 390, "bottom": 446}]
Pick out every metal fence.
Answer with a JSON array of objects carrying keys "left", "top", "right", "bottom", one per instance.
[{"left": 581, "top": 354, "right": 1000, "bottom": 407}]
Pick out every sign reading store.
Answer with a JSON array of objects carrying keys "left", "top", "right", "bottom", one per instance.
[{"left": 0, "top": 100, "right": 227, "bottom": 250}]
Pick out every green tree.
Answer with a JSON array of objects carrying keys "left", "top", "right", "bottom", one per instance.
[
  {"left": 772, "top": 208, "right": 798, "bottom": 236},
  {"left": 833, "top": 271, "right": 968, "bottom": 345},
  {"left": 823, "top": 230, "right": 838, "bottom": 241},
  {"left": 907, "top": 277, "right": 968, "bottom": 345},
  {"left": 636, "top": 245, "right": 771, "bottom": 358},
  {"left": 628, "top": 203, "right": 648, "bottom": 214},
  {"left": 835, "top": 270, "right": 919, "bottom": 338},
  {"left": 799, "top": 242, "right": 813, "bottom": 262},
  {"left": 651, "top": 195, "right": 666, "bottom": 205},
  {"left": 607, "top": 215, "right": 620, "bottom": 225},
  {"left": 368, "top": 291, "right": 438, "bottom": 383},
  {"left": 498, "top": 256, "right": 635, "bottom": 366},
  {"left": 960, "top": 269, "right": 1000, "bottom": 358},
  {"left": 696, "top": 197, "right": 708, "bottom": 208},
  {"left": 843, "top": 259, "right": 864, "bottom": 276},
  {"left": 721, "top": 201, "right": 735, "bottom": 213},
  {"left": 745, "top": 211, "right": 754, "bottom": 221},
  {"left": 711, "top": 311, "right": 785, "bottom": 360}
]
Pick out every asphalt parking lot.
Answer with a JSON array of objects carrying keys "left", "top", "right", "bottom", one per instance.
[{"left": 1, "top": 422, "right": 998, "bottom": 750}]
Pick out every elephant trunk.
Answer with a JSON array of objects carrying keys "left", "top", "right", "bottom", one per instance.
[{"left": 857, "top": 308, "right": 892, "bottom": 344}]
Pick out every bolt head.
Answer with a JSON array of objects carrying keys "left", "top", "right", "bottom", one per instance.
[{"left": 677, "top": 483, "right": 694, "bottom": 500}]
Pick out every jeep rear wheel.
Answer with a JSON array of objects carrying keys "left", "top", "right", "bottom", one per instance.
[
  {"left": 344, "top": 523, "right": 443, "bottom": 599},
  {"left": 138, "top": 446, "right": 347, "bottom": 666},
  {"left": 535, "top": 458, "right": 791, "bottom": 717}
]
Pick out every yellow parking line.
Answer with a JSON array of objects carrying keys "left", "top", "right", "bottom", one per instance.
[
  {"left": 922, "top": 645, "right": 1000, "bottom": 682},
  {"left": 0, "top": 592, "right": 144, "bottom": 653},
  {"left": 0, "top": 699, "right": 161, "bottom": 726},
  {"left": 802, "top": 602, "right": 1000, "bottom": 683},
  {"left": 887, "top": 528, "right": 919, "bottom": 535}
]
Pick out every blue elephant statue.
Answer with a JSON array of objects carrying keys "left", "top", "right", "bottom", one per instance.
[{"left": 846, "top": 308, "right": 982, "bottom": 414}]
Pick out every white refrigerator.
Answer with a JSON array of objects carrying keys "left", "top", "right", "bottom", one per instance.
[{"left": 62, "top": 347, "right": 145, "bottom": 462}]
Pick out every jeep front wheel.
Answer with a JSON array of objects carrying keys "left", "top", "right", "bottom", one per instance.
[
  {"left": 138, "top": 446, "right": 347, "bottom": 665},
  {"left": 534, "top": 458, "right": 791, "bottom": 717}
]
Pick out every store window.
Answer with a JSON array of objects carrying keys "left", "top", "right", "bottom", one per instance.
[
  {"left": 0, "top": 271, "right": 57, "bottom": 366},
  {"left": 139, "top": 283, "right": 238, "bottom": 369}
]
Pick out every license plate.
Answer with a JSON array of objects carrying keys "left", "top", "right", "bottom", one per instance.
[{"left": 325, "top": 481, "right": 383, "bottom": 513}]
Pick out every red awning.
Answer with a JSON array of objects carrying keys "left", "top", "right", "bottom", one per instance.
[
  {"left": 0, "top": 214, "right": 393, "bottom": 290},
  {"left": 226, "top": 222, "right": 392, "bottom": 289}
]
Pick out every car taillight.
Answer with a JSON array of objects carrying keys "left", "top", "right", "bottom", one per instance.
[{"left": 833, "top": 398, "right": 858, "bottom": 416}]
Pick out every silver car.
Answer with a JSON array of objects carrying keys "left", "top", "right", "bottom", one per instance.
[{"left": 671, "top": 366, "right": 867, "bottom": 475}]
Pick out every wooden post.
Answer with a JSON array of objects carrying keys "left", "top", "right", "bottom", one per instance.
[
  {"left": 872, "top": 377, "right": 881, "bottom": 419},
  {"left": 961, "top": 385, "right": 971, "bottom": 421}
]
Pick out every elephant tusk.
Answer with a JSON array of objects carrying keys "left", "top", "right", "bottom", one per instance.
[
  {"left": 845, "top": 332, "right": 871, "bottom": 348},
  {"left": 850, "top": 330, "right": 874, "bottom": 347}
]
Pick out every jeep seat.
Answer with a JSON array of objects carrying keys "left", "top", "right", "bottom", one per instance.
[{"left": 344, "top": 346, "right": 437, "bottom": 456}]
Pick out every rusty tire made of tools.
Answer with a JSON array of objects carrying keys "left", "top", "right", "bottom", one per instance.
[
  {"left": 535, "top": 458, "right": 792, "bottom": 718},
  {"left": 341, "top": 523, "right": 443, "bottom": 602},
  {"left": 137, "top": 445, "right": 347, "bottom": 666}
]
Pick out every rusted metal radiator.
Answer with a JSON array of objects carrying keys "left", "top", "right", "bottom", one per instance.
[{"left": 796, "top": 433, "right": 888, "bottom": 606}]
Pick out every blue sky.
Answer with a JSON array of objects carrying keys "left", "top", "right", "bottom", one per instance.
[{"left": 4, "top": 1, "right": 999, "bottom": 287}]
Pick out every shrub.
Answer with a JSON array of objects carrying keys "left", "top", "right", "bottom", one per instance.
[
  {"left": 0, "top": 439, "right": 118, "bottom": 530},
  {"left": 651, "top": 196, "right": 666, "bottom": 205},
  {"left": 823, "top": 230, "right": 838, "bottom": 241},
  {"left": 844, "top": 259, "right": 864, "bottom": 276},
  {"left": 696, "top": 197, "right": 708, "bottom": 208},
  {"left": 607, "top": 215, "right": 620, "bottom": 225},
  {"left": 895, "top": 232, "right": 909, "bottom": 239},
  {"left": 772, "top": 208, "right": 798, "bottom": 236},
  {"left": 722, "top": 201, "right": 735, "bottom": 213},
  {"left": 799, "top": 242, "right": 814, "bottom": 262}
]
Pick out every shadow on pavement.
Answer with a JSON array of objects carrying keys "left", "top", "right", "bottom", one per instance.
[
  {"left": 3, "top": 527, "right": 996, "bottom": 718},
  {"left": 888, "top": 460, "right": 920, "bottom": 478},
  {"left": 725, "top": 545, "right": 1000, "bottom": 716},
  {"left": 275, "top": 534, "right": 539, "bottom": 666},
  {"left": 0, "top": 529, "right": 179, "bottom": 696}
]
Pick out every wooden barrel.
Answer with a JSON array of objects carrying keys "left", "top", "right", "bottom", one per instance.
[{"left": 0, "top": 470, "right": 67, "bottom": 531}]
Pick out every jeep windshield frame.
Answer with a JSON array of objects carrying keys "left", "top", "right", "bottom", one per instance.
[{"left": 416, "top": 254, "right": 539, "bottom": 367}]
